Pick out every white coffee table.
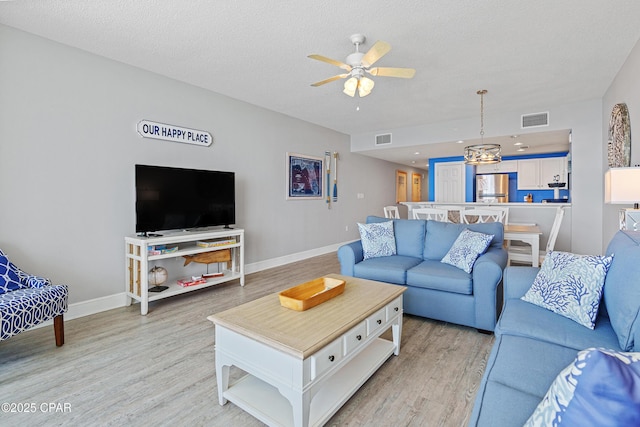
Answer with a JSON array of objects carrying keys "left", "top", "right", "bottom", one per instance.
[{"left": 208, "top": 274, "right": 406, "bottom": 427}]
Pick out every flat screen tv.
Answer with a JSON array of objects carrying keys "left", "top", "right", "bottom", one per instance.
[{"left": 135, "top": 164, "right": 235, "bottom": 234}]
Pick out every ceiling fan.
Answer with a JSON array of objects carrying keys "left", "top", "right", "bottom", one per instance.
[{"left": 308, "top": 34, "right": 416, "bottom": 98}]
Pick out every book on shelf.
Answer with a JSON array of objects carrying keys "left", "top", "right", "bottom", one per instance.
[
  {"left": 148, "top": 245, "right": 178, "bottom": 255},
  {"left": 177, "top": 277, "right": 207, "bottom": 287},
  {"left": 196, "top": 239, "right": 236, "bottom": 248}
]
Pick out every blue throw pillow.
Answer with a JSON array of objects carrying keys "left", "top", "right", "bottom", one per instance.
[
  {"left": 0, "top": 249, "right": 27, "bottom": 295},
  {"left": 524, "top": 348, "right": 640, "bottom": 427},
  {"left": 440, "top": 229, "right": 493, "bottom": 273},
  {"left": 358, "top": 221, "right": 397, "bottom": 260},
  {"left": 522, "top": 251, "right": 613, "bottom": 329}
]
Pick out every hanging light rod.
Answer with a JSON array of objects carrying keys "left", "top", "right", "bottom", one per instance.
[{"left": 464, "top": 89, "right": 501, "bottom": 165}]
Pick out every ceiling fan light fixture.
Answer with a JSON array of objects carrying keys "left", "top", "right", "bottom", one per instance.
[
  {"left": 309, "top": 34, "right": 415, "bottom": 98},
  {"left": 358, "top": 76, "right": 375, "bottom": 97},
  {"left": 343, "top": 77, "right": 358, "bottom": 97}
]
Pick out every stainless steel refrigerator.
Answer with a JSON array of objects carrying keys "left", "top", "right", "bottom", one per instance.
[{"left": 476, "top": 174, "right": 509, "bottom": 203}]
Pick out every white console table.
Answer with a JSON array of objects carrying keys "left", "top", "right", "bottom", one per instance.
[{"left": 125, "top": 228, "right": 244, "bottom": 315}]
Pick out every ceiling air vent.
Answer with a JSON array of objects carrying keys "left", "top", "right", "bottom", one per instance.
[
  {"left": 521, "top": 112, "right": 549, "bottom": 129},
  {"left": 375, "top": 133, "right": 392, "bottom": 146}
]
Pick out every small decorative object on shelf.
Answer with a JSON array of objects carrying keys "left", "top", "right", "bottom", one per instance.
[
  {"left": 148, "top": 266, "right": 168, "bottom": 293},
  {"left": 183, "top": 249, "right": 231, "bottom": 266}
]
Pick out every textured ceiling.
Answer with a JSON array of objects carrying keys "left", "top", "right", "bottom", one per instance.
[{"left": 2, "top": 1, "right": 640, "bottom": 165}]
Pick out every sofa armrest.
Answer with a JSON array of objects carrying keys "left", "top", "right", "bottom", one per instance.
[
  {"left": 503, "top": 266, "right": 540, "bottom": 299},
  {"left": 337, "top": 241, "right": 364, "bottom": 276},
  {"left": 472, "top": 247, "right": 508, "bottom": 331}
]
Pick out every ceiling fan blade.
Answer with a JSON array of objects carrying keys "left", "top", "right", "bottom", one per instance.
[
  {"left": 308, "top": 54, "right": 352, "bottom": 71},
  {"left": 311, "top": 74, "right": 349, "bottom": 87},
  {"left": 368, "top": 67, "right": 416, "bottom": 78},
  {"left": 361, "top": 40, "right": 391, "bottom": 67}
]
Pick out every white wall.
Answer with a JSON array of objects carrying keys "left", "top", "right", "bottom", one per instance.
[
  {"left": 351, "top": 100, "right": 603, "bottom": 255},
  {"left": 602, "top": 38, "right": 640, "bottom": 250},
  {"left": 0, "top": 25, "right": 423, "bottom": 310}
]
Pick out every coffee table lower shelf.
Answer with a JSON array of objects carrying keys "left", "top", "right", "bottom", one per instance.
[{"left": 224, "top": 338, "right": 395, "bottom": 427}]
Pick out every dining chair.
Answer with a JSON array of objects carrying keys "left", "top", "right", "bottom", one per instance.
[
  {"left": 412, "top": 207, "right": 448, "bottom": 221},
  {"left": 508, "top": 206, "right": 565, "bottom": 266},
  {"left": 383, "top": 206, "right": 400, "bottom": 219},
  {"left": 480, "top": 206, "right": 509, "bottom": 224},
  {"left": 434, "top": 205, "right": 464, "bottom": 223},
  {"left": 461, "top": 209, "right": 503, "bottom": 224}
]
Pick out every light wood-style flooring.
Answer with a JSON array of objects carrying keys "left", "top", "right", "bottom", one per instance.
[{"left": 0, "top": 253, "right": 493, "bottom": 427}]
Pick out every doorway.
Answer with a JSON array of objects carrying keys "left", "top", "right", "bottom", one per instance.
[
  {"left": 411, "top": 173, "right": 422, "bottom": 202},
  {"left": 396, "top": 170, "right": 407, "bottom": 203},
  {"left": 434, "top": 162, "right": 465, "bottom": 202}
]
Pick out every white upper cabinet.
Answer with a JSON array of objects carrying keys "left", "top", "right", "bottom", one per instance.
[
  {"left": 517, "top": 157, "right": 567, "bottom": 190},
  {"left": 476, "top": 160, "right": 518, "bottom": 174}
]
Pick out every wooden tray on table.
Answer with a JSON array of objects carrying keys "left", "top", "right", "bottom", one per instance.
[{"left": 278, "top": 277, "right": 345, "bottom": 311}]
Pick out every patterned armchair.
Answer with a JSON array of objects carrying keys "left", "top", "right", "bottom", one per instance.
[{"left": 0, "top": 249, "right": 68, "bottom": 346}]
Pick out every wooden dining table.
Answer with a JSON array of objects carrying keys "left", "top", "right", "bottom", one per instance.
[{"left": 504, "top": 224, "right": 543, "bottom": 267}]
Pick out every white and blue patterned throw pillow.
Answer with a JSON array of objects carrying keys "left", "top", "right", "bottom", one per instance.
[
  {"left": 0, "top": 250, "right": 27, "bottom": 295},
  {"left": 358, "top": 221, "right": 397, "bottom": 260},
  {"left": 524, "top": 348, "right": 640, "bottom": 427},
  {"left": 441, "top": 229, "right": 494, "bottom": 273},
  {"left": 522, "top": 251, "right": 613, "bottom": 329}
]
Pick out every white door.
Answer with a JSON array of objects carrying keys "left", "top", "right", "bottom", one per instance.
[{"left": 435, "top": 162, "right": 465, "bottom": 202}]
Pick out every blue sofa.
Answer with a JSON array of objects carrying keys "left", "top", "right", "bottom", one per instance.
[
  {"left": 469, "top": 230, "right": 640, "bottom": 426},
  {"left": 338, "top": 216, "right": 508, "bottom": 331}
]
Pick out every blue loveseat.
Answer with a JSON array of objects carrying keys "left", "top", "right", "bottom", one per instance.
[
  {"left": 469, "top": 230, "right": 640, "bottom": 426},
  {"left": 338, "top": 216, "right": 508, "bottom": 331}
]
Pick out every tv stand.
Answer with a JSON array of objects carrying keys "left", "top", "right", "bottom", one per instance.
[{"left": 125, "top": 228, "right": 244, "bottom": 315}]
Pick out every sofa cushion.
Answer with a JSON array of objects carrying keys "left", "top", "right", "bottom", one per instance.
[
  {"left": 441, "top": 229, "right": 493, "bottom": 273},
  {"left": 0, "top": 285, "right": 68, "bottom": 340},
  {"left": 0, "top": 250, "right": 27, "bottom": 295},
  {"left": 366, "top": 216, "right": 426, "bottom": 258},
  {"left": 357, "top": 220, "right": 396, "bottom": 260},
  {"left": 423, "top": 221, "right": 503, "bottom": 261},
  {"left": 406, "top": 260, "right": 472, "bottom": 294},
  {"left": 353, "top": 255, "right": 422, "bottom": 285},
  {"left": 521, "top": 251, "right": 613, "bottom": 329},
  {"left": 473, "top": 334, "right": 582, "bottom": 427},
  {"left": 524, "top": 348, "right": 640, "bottom": 427},
  {"left": 603, "top": 230, "right": 640, "bottom": 351},
  {"left": 497, "top": 298, "right": 621, "bottom": 351}
]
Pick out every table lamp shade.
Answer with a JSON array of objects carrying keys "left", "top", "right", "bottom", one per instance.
[{"left": 605, "top": 167, "right": 640, "bottom": 205}]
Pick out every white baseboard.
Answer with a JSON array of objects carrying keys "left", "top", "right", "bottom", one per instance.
[
  {"left": 244, "top": 241, "right": 347, "bottom": 274},
  {"left": 66, "top": 293, "right": 129, "bottom": 320},
  {"left": 49, "top": 241, "right": 354, "bottom": 323}
]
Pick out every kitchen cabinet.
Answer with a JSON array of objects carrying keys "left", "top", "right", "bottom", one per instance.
[
  {"left": 476, "top": 160, "right": 518, "bottom": 174},
  {"left": 517, "top": 157, "right": 567, "bottom": 190}
]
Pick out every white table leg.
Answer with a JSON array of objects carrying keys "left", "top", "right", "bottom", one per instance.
[
  {"left": 286, "top": 391, "right": 311, "bottom": 427},
  {"left": 531, "top": 237, "right": 540, "bottom": 268},
  {"left": 392, "top": 317, "right": 403, "bottom": 356},
  {"left": 216, "top": 356, "right": 230, "bottom": 405}
]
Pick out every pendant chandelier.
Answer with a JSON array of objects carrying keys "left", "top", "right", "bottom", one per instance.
[{"left": 464, "top": 90, "right": 501, "bottom": 165}]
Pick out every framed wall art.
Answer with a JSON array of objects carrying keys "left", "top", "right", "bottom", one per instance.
[{"left": 286, "top": 152, "right": 323, "bottom": 200}]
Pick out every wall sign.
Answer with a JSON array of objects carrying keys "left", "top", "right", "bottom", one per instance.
[{"left": 137, "top": 120, "right": 212, "bottom": 147}]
